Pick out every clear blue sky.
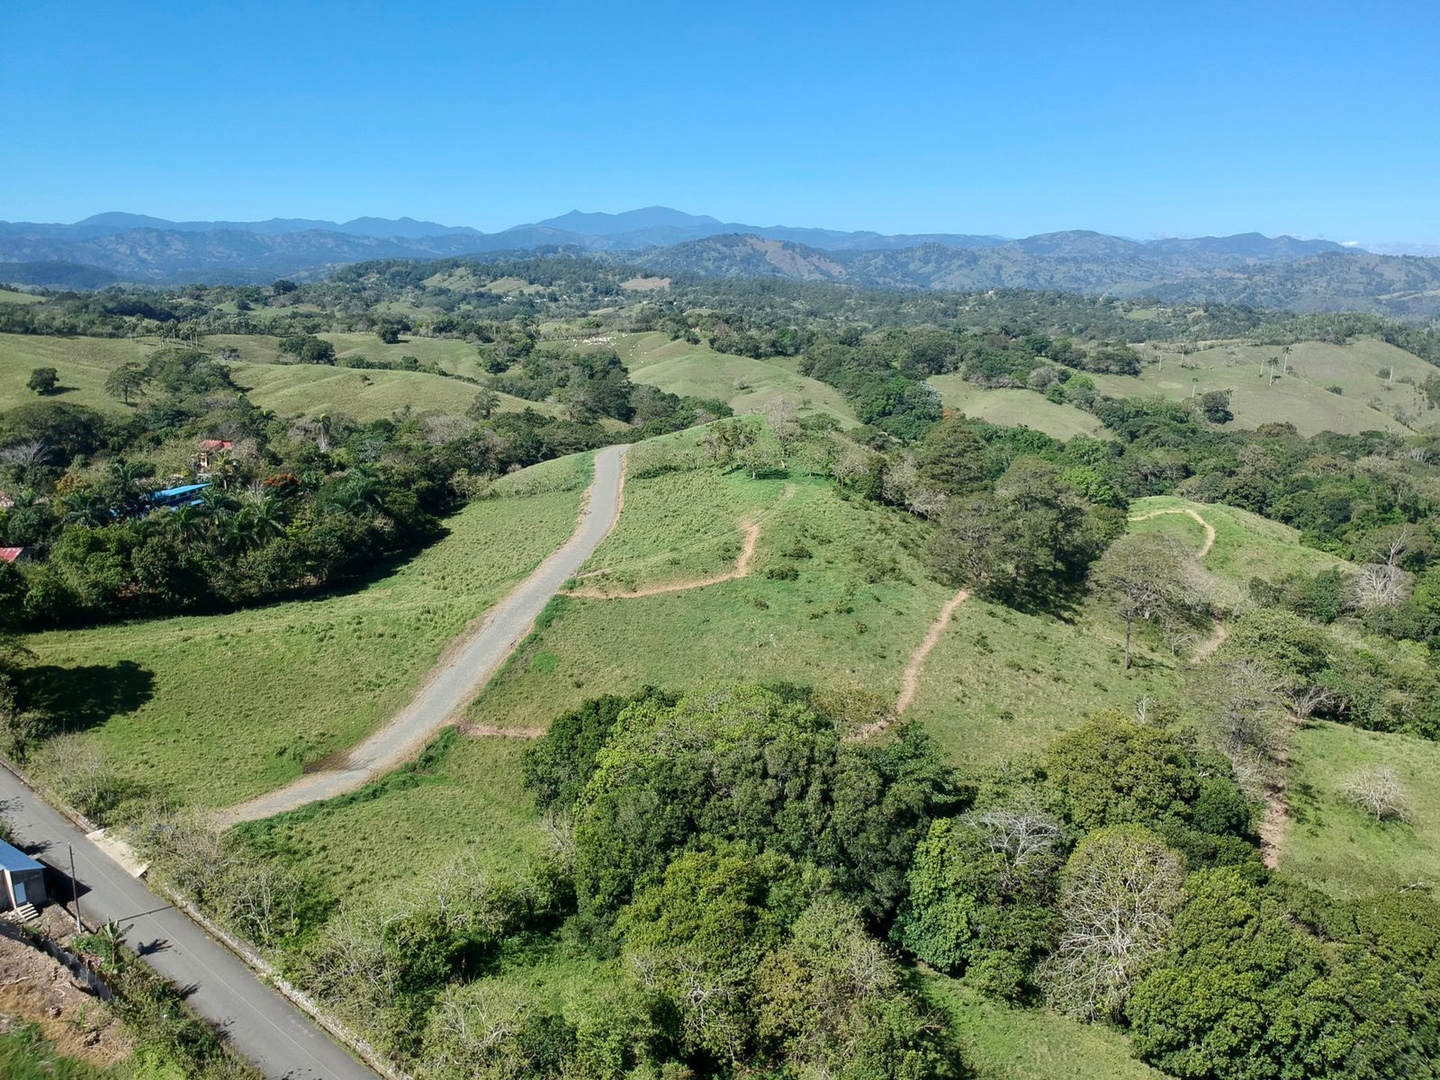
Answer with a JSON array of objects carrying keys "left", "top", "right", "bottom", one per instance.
[{"left": 4, "top": 0, "right": 1437, "bottom": 243}]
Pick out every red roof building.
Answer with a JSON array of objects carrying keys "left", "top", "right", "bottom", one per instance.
[{"left": 0, "top": 548, "right": 25, "bottom": 565}]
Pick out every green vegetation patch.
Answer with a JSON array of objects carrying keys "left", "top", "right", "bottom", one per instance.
[
  {"left": 928, "top": 375, "right": 1108, "bottom": 441},
  {"left": 925, "top": 976, "right": 1164, "bottom": 1080},
  {"left": 905, "top": 597, "right": 1182, "bottom": 771},
  {"left": 1282, "top": 720, "right": 1440, "bottom": 898},
  {"left": 1096, "top": 339, "right": 1430, "bottom": 436},
  {"left": 27, "top": 485, "right": 587, "bottom": 805},
  {"left": 236, "top": 731, "right": 543, "bottom": 905},
  {"left": 469, "top": 471, "right": 952, "bottom": 731},
  {"left": 228, "top": 361, "right": 544, "bottom": 422},
  {"left": 610, "top": 331, "right": 857, "bottom": 425}
]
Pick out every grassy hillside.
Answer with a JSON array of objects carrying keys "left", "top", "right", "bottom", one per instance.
[
  {"left": 928, "top": 376, "right": 1106, "bottom": 440},
  {"left": 1282, "top": 721, "right": 1440, "bottom": 898},
  {"left": 594, "top": 330, "right": 859, "bottom": 425},
  {"left": 467, "top": 462, "right": 951, "bottom": 731},
  {"left": 228, "top": 361, "right": 546, "bottom": 422},
  {"left": 25, "top": 458, "right": 592, "bottom": 806},
  {"left": 0, "top": 332, "right": 153, "bottom": 413},
  {"left": 1096, "top": 338, "right": 1433, "bottom": 436},
  {"left": 926, "top": 977, "right": 1164, "bottom": 1080},
  {"left": 237, "top": 733, "right": 543, "bottom": 904}
]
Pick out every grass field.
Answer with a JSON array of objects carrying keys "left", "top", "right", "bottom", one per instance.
[
  {"left": 0, "top": 289, "right": 44, "bottom": 304},
  {"left": 237, "top": 733, "right": 544, "bottom": 906},
  {"left": 594, "top": 331, "right": 859, "bottom": 425},
  {"left": 927, "top": 377, "right": 1107, "bottom": 441},
  {"left": 466, "top": 459, "right": 953, "bottom": 732},
  {"left": 25, "top": 460, "right": 592, "bottom": 806},
  {"left": 0, "top": 332, "right": 155, "bottom": 413},
  {"left": 1127, "top": 495, "right": 1357, "bottom": 602},
  {"left": 1098, "top": 338, "right": 1433, "bottom": 436},
  {"left": 925, "top": 976, "right": 1163, "bottom": 1080},
  {"left": 228, "top": 361, "right": 547, "bottom": 422},
  {"left": 903, "top": 595, "right": 1185, "bottom": 772},
  {"left": 1281, "top": 721, "right": 1440, "bottom": 898}
]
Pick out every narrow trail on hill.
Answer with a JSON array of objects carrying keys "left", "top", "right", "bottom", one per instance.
[
  {"left": 221, "top": 445, "right": 628, "bottom": 825},
  {"left": 1128, "top": 506, "right": 1217, "bottom": 557},
  {"left": 893, "top": 588, "right": 973, "bottom": 718},
  {"left": 1192, "top": 619, "right": 1230, "bottom": 662},
  {"left": 566, "top": 484, "right": 796, "bottom": 600},
  {"left": 1259, "top": 736, "right": 1295, "bottom": 870}
]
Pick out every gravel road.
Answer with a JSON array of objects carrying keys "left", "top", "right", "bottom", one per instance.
[{"left": 224, "top": 444, "right": 627, "bottom": 824}]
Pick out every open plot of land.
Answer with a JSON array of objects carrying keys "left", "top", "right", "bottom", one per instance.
[
  {"left": 0, "top": 332, "right": 156, "bottom": 413},
  {"left": 927, "top": 376, "right": 1107, "bottom": 440},
  {"left": 237, "top": 735, "right": 543, "bottom": 904},
  {"left": 903, "top": 597, "right": 1183, "bottom": 771},
  {"left": 466, "top": 464, "right": 952, "bottom": 732},
  {"left": 228, "top": 361, "right": 544, "bottom": 422},
  {"left": 26, "top": 475, "right": 589, "bottom": 806},
  {"left": 1282, "top": 721, "right": 1440, "bottom": 898},
  {"left": 0, "top": 288, "right": 44, "bottom": 304},
  {"left": 596, "top": 331, "right": 858, "bottom": 425},
  {"left": 1097, "top": 338, "right": 1432, "bottom": 436},
  {"left": 925, "top": 976, "right": 1163, "bottom": 1080},
  {"left": 1126, "top": 495, "right": 1358, "bottom": 601}
]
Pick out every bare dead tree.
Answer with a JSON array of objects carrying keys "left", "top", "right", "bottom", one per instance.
[
  {"left": 1040, "top": 827, "right": 1185, "bottom": 1021},
  {"left": 1341, "top": 766, "right": 1411, "bottom": 823}
]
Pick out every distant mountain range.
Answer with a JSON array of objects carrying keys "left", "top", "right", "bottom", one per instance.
[{"left": 1, "top": 206, "right": 1437, "bottom": 319}]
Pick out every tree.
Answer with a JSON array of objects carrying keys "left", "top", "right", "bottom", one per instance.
[
  {"left": 467, "top": 390, "right": 501, "bottom": 421},
  {"left": 26, "top": 367, "right": 58, "bottom": 395},
  {"left": 1090, "top": 531, "right": 1206, "bottom": 669},
  {"left": 1340, "top": 765, "right": 1410, "bottom": 822},
  {"left": 1040, "top": 825, "right": 1185, "bottom": 1021},
  {"left": 929, "top": 457, "right": 1123, "bottom": 613},
  {"left": 104, "top": 362, "right": 149, "bottom": 404},
  {"left": 893, "top": 811, "right": 1060, "bottom": 998},
  {"left": 1127, "top": 869, "right": 1436, "bottom": 1080},
  {"left": 1043, "top": 714, "right": 1201, "bottom": 832},
  {"left": 1198, "top": 389, "right": 1234, "bottom": 423}
]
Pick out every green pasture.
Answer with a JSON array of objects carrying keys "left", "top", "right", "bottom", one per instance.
[
  {"left": 596, "top": 331, "right": 858, "bottom": 425},
  {"left": 467, "top": 462, "right": 953, "bottom": 732},
  {"left": 0, "top": 332, "right": 155, "bottom": 413},
  {"left": 237, "top": 734, "right": 544, "bottom": 904},
  {"left": 927, "top": 376, "right": 1107, "bottom": 441},
  {"left": 925, "top": 976, "right": 1163, "bottom": 1080},
  {"left": 25, "top": 465, "right": 591, "bottom": 806},
  {"left": 228, "top": 361, "right": 545, "bottom": 423},
  {"left": 1127, "top": 495, "right": 1358, "bottom": 602},
  {"left": 0, "top": 288, "right": 44, "bottom": 304},
  {"left": 1098, "top": 338, "right": 1432, "bottom": 436},
  {"left": 1281, "top": 720, "right": 1440, "bottom": 899}
]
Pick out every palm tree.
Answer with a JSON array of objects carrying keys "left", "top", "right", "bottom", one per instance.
[{"left": 62, "top": 491, "right": 109, "bottom": 528}]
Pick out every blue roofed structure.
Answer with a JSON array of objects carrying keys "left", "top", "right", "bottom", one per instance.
[
  {"left": 150, "top": 483, "right": 210, "bottom": 510},
  {"left": 0, "top": 838, "right": 47, "bottom": 911}
]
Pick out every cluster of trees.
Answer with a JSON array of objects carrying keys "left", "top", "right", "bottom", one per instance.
[
  {"left": 284, "top": 686, "right": 964, "bottom": 1077},
  {"left": 213, "top": 685, "right": 1440, "bottom": 1080}
]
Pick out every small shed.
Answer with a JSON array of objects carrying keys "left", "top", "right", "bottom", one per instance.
[
  {"left": 0, "top": 547, "right": 25, "bottom": 565},
  {"left": 0, "top": 840, "right": 47, "bottom": 911}
]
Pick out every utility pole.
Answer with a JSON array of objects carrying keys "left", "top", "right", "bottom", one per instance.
[{"left": 68, "top": 844, "right": 82, "bottom": 932}]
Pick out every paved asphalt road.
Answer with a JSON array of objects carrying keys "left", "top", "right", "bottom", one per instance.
[
  {"left": 0, "top": 765, "right": 379, "bottom": 1079},
  {"left": 225, "top": 443, "right": 627, "bottom": 823}
]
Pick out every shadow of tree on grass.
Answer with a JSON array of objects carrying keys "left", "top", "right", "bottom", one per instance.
[{"left": 20, "top": 660, "right": 155, "bottom": 732}]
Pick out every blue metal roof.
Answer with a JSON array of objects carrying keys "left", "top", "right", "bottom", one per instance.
[
  {"left": 154, "top": 483, "right": 210, "bottom": 499},
  {"left": 0, "top": 839, "right": 42, "bottom": 874}
]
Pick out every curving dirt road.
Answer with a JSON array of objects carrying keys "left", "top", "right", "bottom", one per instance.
[
  {"left": 567, "top": 484, "right": 795, "bottom": 600},
  {"left": 223, "top": 445, "right": 628, "bottom": 824},
  {"left": 1128, "top": 506, "right": 1217, "bottom": 557}
]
